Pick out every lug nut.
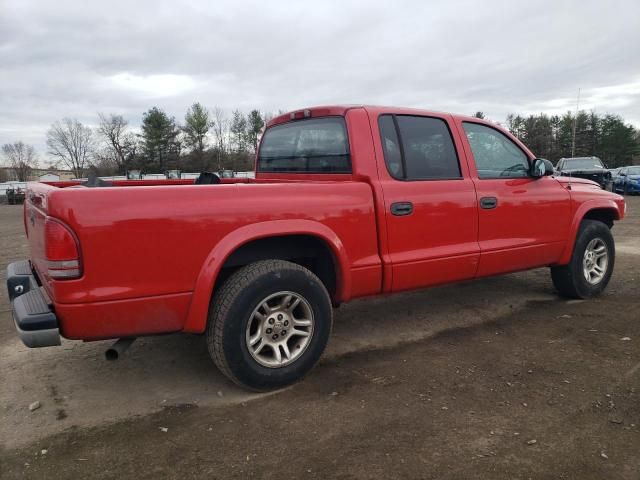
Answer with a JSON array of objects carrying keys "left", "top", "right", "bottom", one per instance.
[
  {"left": 266, "top": 328, "right": 272, "bottom": 334},
  {"left": 277, "top": 314, "right": 283, "bottom": 320},
  {"left": 268, "top": 318, "right": 274, "bottom": 325},
  {"left": 284, "top": 320, "right": 289, "bottom": 326},
  {"left": 272, "top": 334, "right": 278, "bottom": 340},
  {"left": 281, "top": 330, "right": 287, "bottom": 335}
]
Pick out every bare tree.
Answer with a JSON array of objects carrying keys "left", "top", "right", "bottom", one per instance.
[
  {"left": 96, "top": 113, "right": 136, "bottom": 174},
  {"left": 212, "top": 107, "right": 229, "bottom": 172},
  {"left": 91, "top": 145, "right": 120, "bottom": 175},
  {"left": 46, "top": 118, "right": 94, "bottom": 178},
  {"left": 1, "top": 141, "right": 38, "bottom": 181}
]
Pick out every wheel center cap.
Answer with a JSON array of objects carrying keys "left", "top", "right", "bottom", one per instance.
[{"left": 266, "top": 312, "right": 289, "bottom": 336}]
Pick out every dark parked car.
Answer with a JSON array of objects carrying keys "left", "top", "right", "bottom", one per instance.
[
  {"left": 6, "top": 187, "right": 26, "bottom": 205},
  {"left": 555, "top": 157, "right": 611, "bottom": 189},
  {"left": 613, "top": 166, "right": 640, "bottom": 195}
]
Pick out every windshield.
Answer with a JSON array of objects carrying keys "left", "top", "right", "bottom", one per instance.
[
  {"left": 564, "top": 158, "right": 604, "bottom": 169},
  {"left": 258, "top": 117, "right": 350, "bottom": 173},
  {"left": 627, "top": 166, "right": 640, "bottom": 175}
]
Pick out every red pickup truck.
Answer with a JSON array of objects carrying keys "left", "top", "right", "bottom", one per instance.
[{"left": 7, "top": 105, "right": 625, "bottom": 390}]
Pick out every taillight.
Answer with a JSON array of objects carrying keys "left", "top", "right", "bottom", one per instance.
[{"left": 45, "top": 218, "right": 81, "bottom": 279}]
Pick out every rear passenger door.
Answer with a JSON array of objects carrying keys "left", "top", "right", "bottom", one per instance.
[{"left": 375, "top": 114, "right": 480, "bottom": 292}]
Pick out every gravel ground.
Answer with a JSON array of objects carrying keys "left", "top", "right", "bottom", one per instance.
[{"left": 1, "top": 197, "right": 639, "bottom": 479}]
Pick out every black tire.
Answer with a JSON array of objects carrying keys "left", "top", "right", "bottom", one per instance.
[
  {"left": 551, "top": 220, "right": 615, "bottom": 299},
  {"left": 207, "top": 260, "right": 333, "bottom": 391}
]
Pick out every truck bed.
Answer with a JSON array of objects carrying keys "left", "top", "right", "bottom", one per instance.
[{"left": 25, "top": 179, "right": 382, "bottom": 339}]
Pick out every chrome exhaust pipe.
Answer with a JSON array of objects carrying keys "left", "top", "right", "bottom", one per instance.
[{"left": 105, "top": 338, "right": 136, "bottom": 361}]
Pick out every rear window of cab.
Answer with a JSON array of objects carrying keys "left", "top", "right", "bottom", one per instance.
[{"left": 257, "top": 117, "right": 351, "bottom": 173}]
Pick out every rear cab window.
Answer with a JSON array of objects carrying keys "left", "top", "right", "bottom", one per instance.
[{"left": 258, "top": 117, "right": 351, "bottom": 173}]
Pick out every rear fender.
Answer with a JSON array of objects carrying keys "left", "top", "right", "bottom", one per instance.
[{"left": 183, "top": 220, "right": 350, "bottom": 333}]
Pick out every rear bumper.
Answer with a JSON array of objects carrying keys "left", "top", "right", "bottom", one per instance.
[{"left": 6, "top": 260, "right": 61, "bottom": 348}]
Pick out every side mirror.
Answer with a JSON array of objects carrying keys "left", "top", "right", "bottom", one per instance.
[
  {"left": 620, "top": 172, "right": 627, "bottom": 177},
  {"left": 531, "top": 158, "right": 555, "bottom": 178}
]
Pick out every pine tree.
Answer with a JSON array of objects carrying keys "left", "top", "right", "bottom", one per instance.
[
  {"left": 140, "top": 107, "right": 180, "bottom": 172},
  {"left": 246, "top": 110, "right": 265, "bottom": 153},
  {"left": 183, "top": 103, "right": 213, "bottom": 171}
]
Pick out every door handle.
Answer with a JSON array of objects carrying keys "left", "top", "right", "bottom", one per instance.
[
  {"left": 390, "top": 202, "right": 413, "bottom": 216},
  {"left": 480, "top": 197, "right": 498, "bottom": 209}
]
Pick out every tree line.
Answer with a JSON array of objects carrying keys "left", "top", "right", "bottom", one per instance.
[
  {"left": 76, "top": 104, "right": 274, "bottom": 178},
  {"left": 476, "top": 111, "right": 638, "bottom": 167},
  {"left": 2, "top": 107, "right": 639, "bottom": 181},
  {"left": 2, "top": 103, "right": 277, "bottom": 180}
]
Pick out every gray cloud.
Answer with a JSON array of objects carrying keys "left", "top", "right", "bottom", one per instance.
[{"left": 1, "top": 0, "right": 639, "bottom": 159}]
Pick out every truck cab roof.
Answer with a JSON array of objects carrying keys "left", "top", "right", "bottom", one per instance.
[{"left": 268, "top": 105, "right": 504, "bottom": 130}]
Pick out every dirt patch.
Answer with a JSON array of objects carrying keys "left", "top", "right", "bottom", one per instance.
[{"left": 1, "top": 196, "right": 639, "bottom": 479}]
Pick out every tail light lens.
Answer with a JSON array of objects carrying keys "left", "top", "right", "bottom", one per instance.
[{"left": 45, "top": 218, "right": 81, "bottom": 279}]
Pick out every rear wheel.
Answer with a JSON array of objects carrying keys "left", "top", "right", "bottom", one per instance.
[
  {"left": 551, "top": 220, "right": 614, "bottom": 299},
  {"left": 207, "top": 260, "right": 333, "bottom": 391}
]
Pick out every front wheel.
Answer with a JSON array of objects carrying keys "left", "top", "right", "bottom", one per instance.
[
  {"left": 207, "top": 260, "right": 333, "bottom": 391},
  {"left": 551, "top": 220, "right": 615, "bottom": 299}
]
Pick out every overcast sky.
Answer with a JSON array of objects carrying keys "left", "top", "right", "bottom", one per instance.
[{"left": 1, "top": 0, "right": 639, "bottom": 161}]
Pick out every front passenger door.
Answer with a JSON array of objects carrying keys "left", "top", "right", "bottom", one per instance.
[{"left": 458, "top": 121, "right": 571, "bottom": 277}]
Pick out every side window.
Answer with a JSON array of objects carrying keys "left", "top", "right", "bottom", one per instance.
[
  {"left": 462, "top": 122, "right": 530, "bottom": 179},
  {"left": 379, "top": 115, "right": 461, "bottom": 180}
]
